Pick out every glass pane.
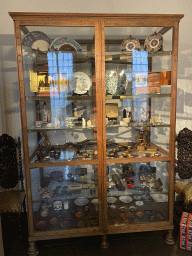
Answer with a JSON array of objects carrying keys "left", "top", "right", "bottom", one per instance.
[
  {"left": 31, "top": 164, "right": 99, "bottom": 231},
  {"left": 105, "top": 27, "right": 172, "bottom": 160},
  {"left": 21, "top": 26, "right": 97, "bottom": 163},
  {"left": 106, "top": 161, "right": 169, "bottom": 226}
]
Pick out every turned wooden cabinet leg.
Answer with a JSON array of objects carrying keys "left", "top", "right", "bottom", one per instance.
[
  {"left": 28, "top": 241, "right": 39, "bottom": 256},
  {"left": 165, "top": 230, "right": 175, "bottom": 244},
  {"left": 101, "top": 234, "right": 109, "bottom": 249}
]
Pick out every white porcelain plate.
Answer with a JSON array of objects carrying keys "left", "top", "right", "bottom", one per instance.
[
  {"left": 91, "top": 198, "right": 99, "bottom": 204},
  {"left": 119, "top": 196, "right": 133, "bottom": 204},
  {"left": 69, "top": 72, "right": 91, "bottom": 94},
  {"left": 107, "top": 197, "right": 117, "bottom": 204},
  {"left": 74, "top": 197, "right": 89, "bottom": 206}
]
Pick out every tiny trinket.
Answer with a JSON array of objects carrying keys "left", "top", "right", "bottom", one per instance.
[
  {"left": 36, "top": 151, "right": 42, "bottom": 163},
  {"left": 91, "top": 220, "right": 99, "bottom": 226},
  {"left": 50, "top": 149, "right": 55, "bottom": 157},
  {"left": 150, "top": 113, "right": 155, "bottom": 124},
  {"left": 145, "top": 210, "right": 153, "bottom": 215},
  {"left": 133, "top": 195, "right": 142, "bottom": 200},
  {"left": 109, "top": 204, "right": 116, "bottom": 210},
  {"left": 63, "top": 214, "right": 71, "bottom": 221},
  {"left": 128, "top": 213, "right": 135, "bottom": 218},
  {"left": 149, "top": 215, "right": 155, "bottom": 222},
  {"left": 154, "top": 152, "right": 161, "bottom": 157},
  {"left": 44, "top": 156, "right": 50, "bottom": 161},
  {"left": 119, "top": 207, "right": 127, "bottom": 212},
  {"left": 135, "top": 201, "right": 144, "bottom": 206},
  {"left": 129, "top": 206, "right": 137, "bottom": 212},
  {"left": 136, "top": 211, "right": 144, "bottom": 217},
  {"left": 156, "top": 113, "right": 162, "bottom": 124},
  {"left": 75, "top": 212, "right": 83, "bottom": 219},
  {"left": 64, "top": 200, "right": 69, "bottom": 210},
  {"left": 46, "top": 123, "right": 53, "bottom": 128},
  {"left": 42, "top": 102, "right": 49, "bottom": 124},
  {"left": 77, "top": 221, "right": 85, "bottom": 228},
  {"left": 53, "top": 200, "right": 62, "bottom": 211},
  {"left": 36, "top": 220, "right": 46, "bottom": 230},
  {"left": 49, "top": 217, "right": 57, "bottom": 225},
  {"left": 60, "top": 221, "right": 68, "bottom": 229},
  {"left": 120, "top": 213, "right": 126, "bottom": 219},
  {"left": 35, "top": 121, "right": 42, "bottom": 128},
  {"left": 157, "top": 213, "right": 165, "bottom": 220},
  {"left": 82, "top": 118, "right": 86, "bottom": 128},
  {"left": 40, "top": 208, "right": 49, "bottom": 217}
]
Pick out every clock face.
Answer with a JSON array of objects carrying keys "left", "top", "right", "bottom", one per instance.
[{"left": 69, "top": 72, "right": 91, "bottom": 94}]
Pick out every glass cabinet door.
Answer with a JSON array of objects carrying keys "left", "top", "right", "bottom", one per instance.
[
  {"left": 22, "top": 26, "right": 98, "bottom": 164},
  {"left": 20, "top": 25, "right": 102, "bottom": 234},
  {"left": 104, "top": 26, "right": 173, "bottom": 227},
  {"left": 31, "top": 164, "right": 100, "bottom": 231}
]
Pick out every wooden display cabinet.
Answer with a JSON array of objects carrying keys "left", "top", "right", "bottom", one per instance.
[{"left": 9, "top": 12, "right": 183, "bottom": 255}]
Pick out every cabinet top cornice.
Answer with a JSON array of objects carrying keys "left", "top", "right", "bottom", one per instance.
[{"left": 9, "top": 12, "right": 184, "bottom": 22}]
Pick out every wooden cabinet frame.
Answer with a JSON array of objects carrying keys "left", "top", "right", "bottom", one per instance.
[{"left": 9, "top": 12, "right": 184, "bottom": 255}]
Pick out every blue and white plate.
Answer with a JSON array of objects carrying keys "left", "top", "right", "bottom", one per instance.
[
  {"left": 22, "top": 31, "right": 52, "bottom": 52},
  {"left": 49, "top": 37, "right": 82, "bottom": 52}
]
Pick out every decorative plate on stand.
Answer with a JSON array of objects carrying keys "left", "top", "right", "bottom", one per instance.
[
  {"left": 69, "top": 71, "right": 91, "bottom": 95},
  {"left": 121, "top": 35, "right": 140, "bottom": 52},
  {"left": 49, "top": 37, "right": 82, "bottom": 52},
  {"left": 144, "top": 32, "right": 163, "bottom": 52},
  {"left": 22, "top": 31, "right": 52, "bottom": 52}
]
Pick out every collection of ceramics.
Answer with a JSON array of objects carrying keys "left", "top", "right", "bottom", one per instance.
[
  {"left": 22, "top": 31, "right": 163, "bottom": 96},
  {"left": 22, "top": 31, "right": 163, "bottom": 53}
]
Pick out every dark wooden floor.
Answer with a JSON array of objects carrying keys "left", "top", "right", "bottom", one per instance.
[{"left": 2, "top": 201, "right": 192, "bottom": 256}]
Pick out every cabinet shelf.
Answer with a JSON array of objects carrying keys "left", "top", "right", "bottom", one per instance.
[
  {"left": 106, "top": 93, "right": 171, "bottom": 99},
  {"left": 105, "top": 51, "right": 172, "bottom": 62},
  {"left": 26, "top": 95, "right": 95, "bottom": 101},
  {"left": 106, "top": 123, "right": 170, "bottom": 128},
  {"left": 27, "top": 125, "right": 96, "bottom": 133}
]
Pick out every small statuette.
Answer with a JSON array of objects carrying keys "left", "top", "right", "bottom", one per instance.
[
  {"left": 82, "top": 118, "right": 86, "bottom": 128},
  {"left": 35, "top": 121, "right": 42, "bottom": 128},
  {"left": 156, "top": 113, "right": 162, "bottom": 124},
  {"left": 42, "top": 102, "right": 49, "bottom": 124},
  {"left": 54, "top": 116, "right": 61, "bottom": 128},
  {"left": 150, "top": 113, "right": 155, "bottom": 124},
  {"left": 64, "top": 200, "right": 69, "bottom": 210},
  {"left": 87, "top": 120, "right": 92, "bottom": 128}
]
